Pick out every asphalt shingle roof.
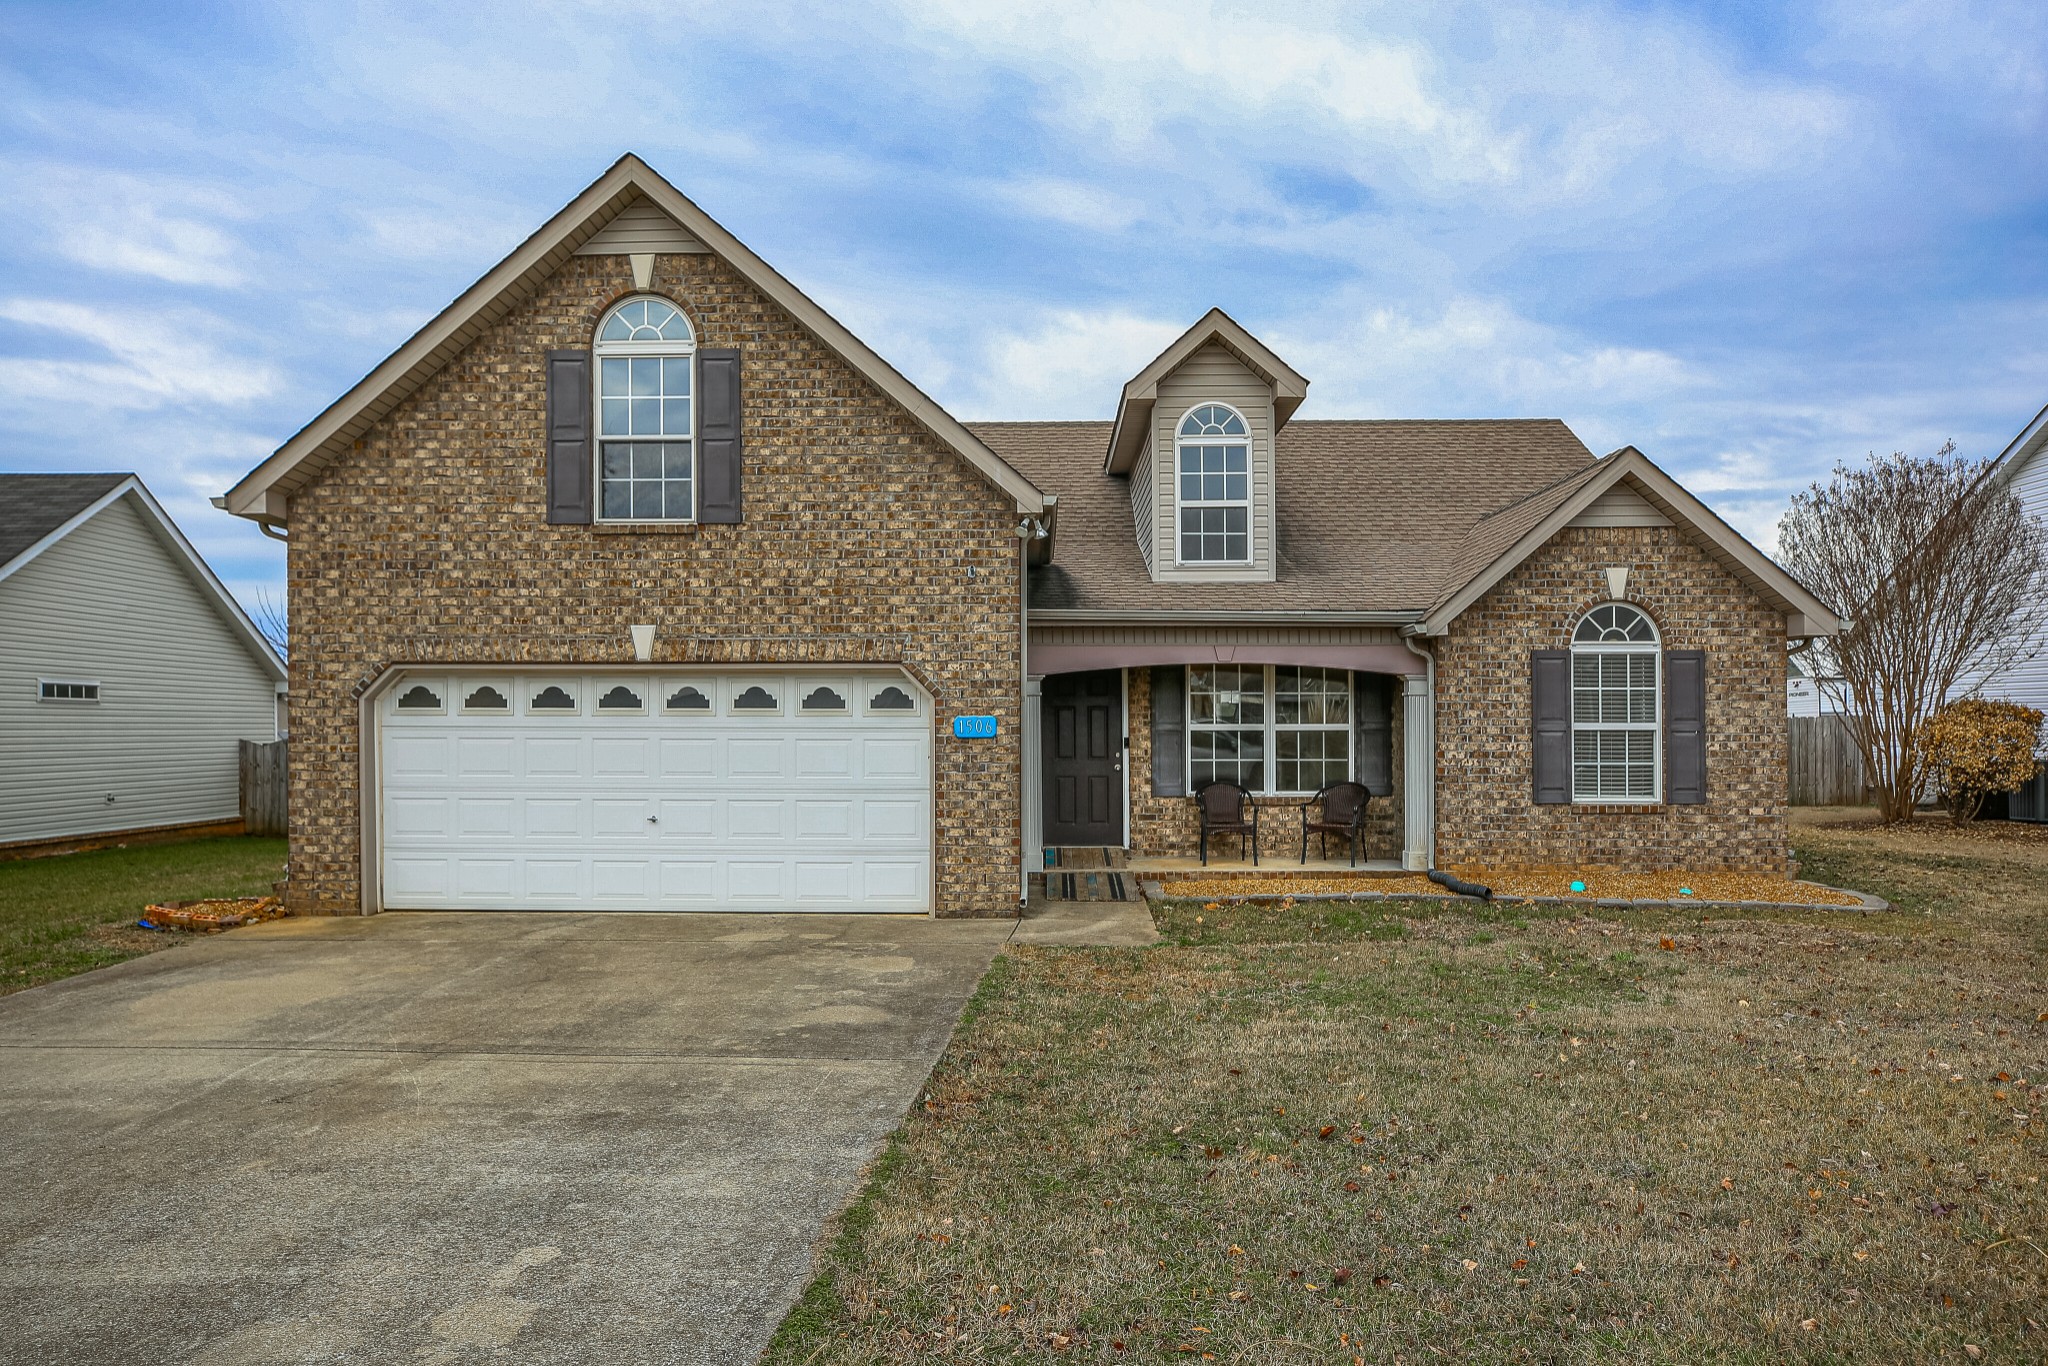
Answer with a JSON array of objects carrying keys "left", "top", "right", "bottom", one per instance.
[
  {"left": 0, "top": 473, "right": 129, "bottom": 573},
  {"left": 970, "top": 420, "right": 1598, "bottom": 614}
]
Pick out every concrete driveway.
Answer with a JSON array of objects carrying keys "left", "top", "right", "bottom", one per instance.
[{"left": 0, "top": 911, "right": 1010, "bottom": 1364}]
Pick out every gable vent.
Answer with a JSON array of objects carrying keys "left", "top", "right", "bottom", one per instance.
[
  {"left": 1568, "top": 483, "right": 1671, "bottom": 528},
  {"left": 575, "top": 199, "right": 708, "bottom": 256}
]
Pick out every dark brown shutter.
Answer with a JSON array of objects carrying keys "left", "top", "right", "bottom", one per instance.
[
  {"left": 696, "top": 347, "right": 742, "bottom": 523},
  {"left": 1532, "top": 650, "right": 1571, "bottom": 805},
  {"left": 1665, "top": 650, "right": 1707, "bottom": 804},
  {"left": 1150, "top": 665, "right": 1186, "bottom": 796},
  {"left": 1354, "top": 673, "right": 1394, "bottom": 797},
  {"left": 545, "top": 349, "right": 592, "bottom": 524}
]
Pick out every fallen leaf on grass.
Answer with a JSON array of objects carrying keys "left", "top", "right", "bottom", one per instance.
[{"left": 1800, "top": 1319, "right": 1817, "bottom": 1331}]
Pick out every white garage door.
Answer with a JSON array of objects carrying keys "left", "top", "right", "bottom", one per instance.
[{"left": 377, "top": 670, "right": 932, "bottom": 912}]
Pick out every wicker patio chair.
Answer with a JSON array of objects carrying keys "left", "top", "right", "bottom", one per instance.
[
  {"left": 1298, "top": 781, "right": 1371, "bottom": 867},
  {"left": 1194, "top": 780, "right": 1259, "bottom": 867}
]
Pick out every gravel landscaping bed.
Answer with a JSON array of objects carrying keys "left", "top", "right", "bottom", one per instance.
[{"left": 1156, "top": 868, "right": 1881, "bottom": 910}]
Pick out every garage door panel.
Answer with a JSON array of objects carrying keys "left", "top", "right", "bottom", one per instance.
[
  {"left": 863, "top": 861, "right": 926, "bottom": 902},
  {"left": 658, "top": 798, "right": 717, "bottom": 838},
  {"left": 592, "top": 737, "right": 651, "bottom": 777},
  {"left": 795, "top": 799, "right": 853, "bottom": 839},
  {"left": 524, "top": 798, "right": 585, "bottom": 839},
  {"left": 795, "top": 739, "right": 853, "bottom": 776},
  {"left": 523, "top": 737, "right": 584, "bottom": 777},
  {"left": 659, "top": 738, "right": 719, "bottom": 778},
  {"left": 863, "top": 738, "right": 920, "bottom": 777},
  {"left": 457, "top": 859, "right": 515, "bottom": 898},
  {"left": 381, "top": 671, "right": 932, "bottom": 912},
  {"left": 523, "top": 860, "right": 584, "bottom": 899},
  {"left": 457, "top": 799, "right": 514, "bottom": 838},
  {"left": 457, "top": 737, "right": 516, "bottom": 776},
  {"left": 592, "top": 798, "right": 653, "bottom": 837},
  {"left": 592, "top": 860, "right": 653, "bottom": 900},
  {"left": 728, "top": 739, "right": 786, "bottom": 777},
  {"left": 386, "top": 736, "right": 449, "bottom": 777},
  {"left": 386, "top": 797, "right": 449, "bottom": 838},
  {"left": 727, "top": 861, "right": 788, "bottom": 900},
  {"left": 861, "top": 799, "right": 922, "bottom": 840}
]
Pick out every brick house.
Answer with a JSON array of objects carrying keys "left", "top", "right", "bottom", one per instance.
[{"left": 222, "top": 156, "right": 1841, "bottom": 917}]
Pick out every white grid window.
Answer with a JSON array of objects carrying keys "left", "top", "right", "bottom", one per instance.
[
  {"left": 38, "top": 680, "right": 99, "bottom": 702},
  {"left": 596, "top": 297, "right": 695, "bottom": 522},
  {"left": 1176, "top": 403, "right": 1250, "bottom": 563},
  {"left": 1188, "top": 664, "right": 1352, "bottom": 795},
  {"left": 1570, "top": 603, "right": 1660, "bottom": 801}
]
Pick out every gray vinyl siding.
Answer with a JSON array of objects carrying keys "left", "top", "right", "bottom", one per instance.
[
  {"left": 1151, "top": 344, "right": 1277, "bottom": 582},
  {"left": 1130, "top": 439, "right": 1156, "bottom": 573},
  {"left": 1567, "top": 484, "right": 1671, "bottom": 527},
  {"left": 0, "top": 496, "right": 279, "bottom": 844}
]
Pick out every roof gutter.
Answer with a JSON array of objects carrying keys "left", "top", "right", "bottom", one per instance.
[{"left": 1030, "top": 608, "right": 1421, "bottom": 626}]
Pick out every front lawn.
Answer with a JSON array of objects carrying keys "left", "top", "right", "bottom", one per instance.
[
  {"left": 767, "top": 813, "right": 2046, "bottom": 1362},
  {"left": 0, "top": 836, "right": 287, "bottom": 995}
]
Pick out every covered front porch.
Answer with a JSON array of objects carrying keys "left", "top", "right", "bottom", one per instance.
[{"left": 1022, "top": 616, "right": 1439, "bottom": 890}]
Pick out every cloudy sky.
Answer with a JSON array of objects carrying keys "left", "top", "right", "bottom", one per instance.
[{"left": 2, "top": 0, "right": 2045, "bottom": 610}]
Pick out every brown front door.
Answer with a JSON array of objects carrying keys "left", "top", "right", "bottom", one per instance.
[{"left": 1041, "top": 670, "right": 1125, "bottom": 847}]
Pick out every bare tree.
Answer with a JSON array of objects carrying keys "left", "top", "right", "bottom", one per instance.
[
  {"left": 1779, "top": 443, "right": 2048, "bottom": 823},
  {"left": 250, "top": 588, "right": 289, "bottom": 661}
]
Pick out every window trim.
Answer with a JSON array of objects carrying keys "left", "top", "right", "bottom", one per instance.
[
  {"left": 593, "top": 294, "right": 698, "bottom": 526},
  {"left": 1172, "top": 401, "right": 1253, "bottom": 567},
  {"left": 1185, "top": 663, "right": 1352, "bottom": 797},
  {"left": 37, "top": 678, "right": 100, "bottom": 703},
  {"left": 1568, "top": 602, "right": 1662, "bottom": 805}
]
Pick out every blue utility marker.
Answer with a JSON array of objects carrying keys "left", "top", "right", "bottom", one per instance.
[{"left": 952, "top": 714, "right": 999, "bottom": 739}]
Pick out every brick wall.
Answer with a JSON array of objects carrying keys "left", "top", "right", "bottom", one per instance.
[
  {"left": 1123, "top": 666, "right": 1405, "bottom": 864},
  {"left": 1433, "top": 525, "right": 1789, "bottom": 872},
  {"left": 286, "top": 252, "right": 1023, "bottom": 916}
]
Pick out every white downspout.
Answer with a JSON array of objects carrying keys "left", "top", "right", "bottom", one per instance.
[{"left": 1401, "top": 634, "right": 1437, "bottom": 871}]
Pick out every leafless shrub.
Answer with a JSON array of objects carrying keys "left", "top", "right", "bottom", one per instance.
[{"left": 1779, "top": 443, "right": 2048, "bottom": 823}]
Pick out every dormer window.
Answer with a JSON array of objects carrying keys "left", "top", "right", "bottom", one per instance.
[
  {"left": 595, "top": 296, "right": 695, "bottom": 522},
  {"left": 1176, "top": 404, "right": 1250, "bottom": 564}
]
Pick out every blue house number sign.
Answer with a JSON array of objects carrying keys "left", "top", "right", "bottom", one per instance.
[{"left": 952, "top": 714, "right": 999, "bottom": 739}]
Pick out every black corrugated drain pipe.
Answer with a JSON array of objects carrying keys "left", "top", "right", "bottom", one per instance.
[{"left": 1427, "top": 869, "right": 1492, "bottom": 901}]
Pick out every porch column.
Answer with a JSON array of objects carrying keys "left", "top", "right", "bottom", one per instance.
[
  {"left": 1021, "top": 676, "right": 1044, "bottom": 895},
  {"left": 1402, "top": 673, "right": 1435, "bottom": 870}
]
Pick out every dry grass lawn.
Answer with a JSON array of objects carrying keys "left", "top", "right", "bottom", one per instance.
[{"left": 766, "top": 810, "right": 2046, "bottom": 1363}]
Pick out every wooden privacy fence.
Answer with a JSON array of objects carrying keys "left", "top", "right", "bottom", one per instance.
[
  {"left": 240, "top": 739, "right": 287, "bottom": 836},
  {"left": 1788, "top": 714, "right": 1866, "bottom": 806}
]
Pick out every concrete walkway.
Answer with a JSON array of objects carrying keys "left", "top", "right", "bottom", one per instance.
[{"left": 0, "top": 911, "right": 1009, "bottom": 1365}]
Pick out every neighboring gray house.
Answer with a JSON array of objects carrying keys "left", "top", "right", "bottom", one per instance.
[{"left": 0, "top": 474, "right": 286, "bottom": 852}]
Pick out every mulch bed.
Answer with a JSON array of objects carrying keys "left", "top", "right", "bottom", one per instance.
[
  {"left": 1158, "top": 867, "right": 1870, "bottom": 909},
  {"left": 140, "top": 896, "right": 287, "bottom": 932}
]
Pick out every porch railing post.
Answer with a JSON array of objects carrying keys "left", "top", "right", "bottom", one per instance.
[
  {"left": 1402, "top": 673, "right": 1435, "bottom": 870},
  {"left": 1021, "top": 675, "right": 1043, "bottom": 894}
]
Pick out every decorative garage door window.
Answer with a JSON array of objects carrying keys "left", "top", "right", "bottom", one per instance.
[
  {"left": 1177, "top": 404, "right": 1251, "bottom": 564},
  {"left": 664, "top": 682, "right": 713, "bottom": 712},
  {"left": 462, "top": 684, "right": 509, "bottom": 713},
  {"left": 596, "top": 297, "right": 695, "bottom": 522},
  {"left": 1570, "top": 603, "right": 1660, "bottom": 801},
  {"left": 1188, "top": 664, "right": 1352, "bottom": 794}
]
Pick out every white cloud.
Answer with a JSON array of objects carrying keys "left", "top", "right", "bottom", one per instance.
[
  {"left": 952, "top": 309, "right": 1186, "bottom": 419},
  {"left": 3, "top": 165, "right": 253, "bottom": 286},
  {"left": 1274, "top": 295, "right": 1699, "bottom": 419},
  {"left": 0, "top": 299, "right": 278, "bottom": 408}
]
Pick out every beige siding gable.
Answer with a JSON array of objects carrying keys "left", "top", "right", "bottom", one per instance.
[
  {"left": 1149, "top": 343, "right": 1277, "bottom": 583},
  {"left": 573, "top": 198, "right": 708, "bottom": 255},
  {"left": 1129, "top": 439, "right": 1156, "bottom": 573},
  {"left": 1567, "top": 481, "right": 1672, "bottom": 527},
  {"left": 0, "top": 496, "right": 280, "bottom": 844}
]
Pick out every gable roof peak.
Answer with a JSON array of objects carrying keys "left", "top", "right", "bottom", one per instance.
[
  {"left": 1104, "top": 308, "right": 1310, "bottom": 473},
  {"left": 222, "top": 153, "right": 1047, "bottom": 525}
]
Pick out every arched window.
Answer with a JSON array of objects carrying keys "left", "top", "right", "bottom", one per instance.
[
  {"left": 1570, "top": 603, "right": 1660, "bottom": 801},
  {"left": 595, "top": 296, "right": 695, "bottom": 521},
  {"left": 1176, "top": 403, "right": 1250, "bottom": 564}
]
